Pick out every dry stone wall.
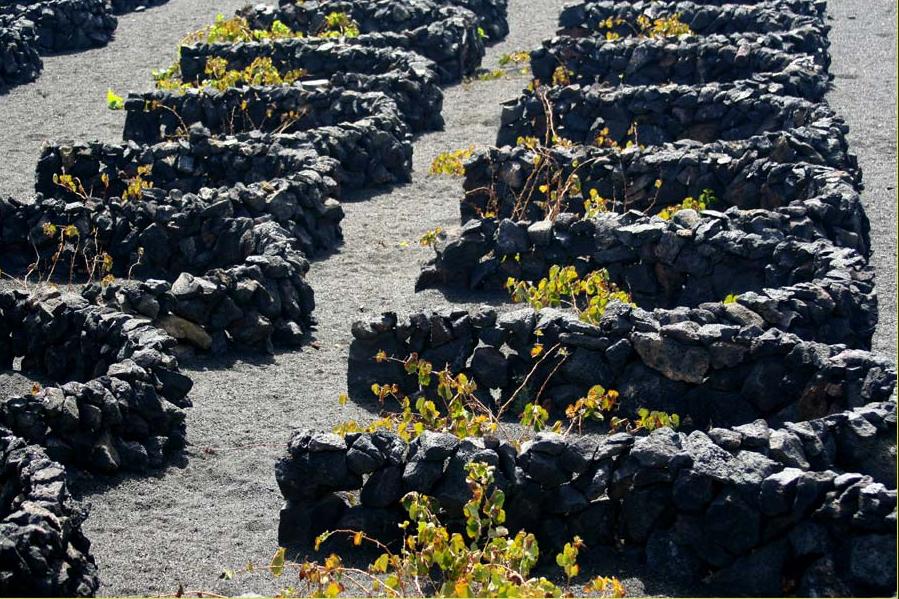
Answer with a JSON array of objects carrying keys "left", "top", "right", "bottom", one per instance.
[
  {"left": 243, "top": 0, "right": 486, "bottom": 83},
  {"left": 347, "top": 305, "right": 895, "bottom": 428},
  {"left": 276, "top": 402, "right": 896, "bottom": 596},
  {"left": 0, "top": 428, "right": 99, "bottom": 596},
  {"left": 273, "top": 0, "right": 897, "bottom": 595},
  {"left": 0, "top": 0, "right": 116, "bottom": 53},
  {"left": 2, "top": 4, "right": 508, "bottom": 592},
  {"left": 531, "top": 34, "right": 829, "bottom": 101},
  {"left": 0, "top": 289, "right": 190, "bottom": 473},
  {"left": 0, "top": 14, "right": 41, "bottom": 88},
  {"left": 176, "top": 41, "right": 445, "bottom": 133},
  {"left": 457, "top": 141, "right": 867, "bottom": 253}
]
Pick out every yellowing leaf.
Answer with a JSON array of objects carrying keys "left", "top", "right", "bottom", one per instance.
[
  {"left": 371, "top": 553, "right": 390, "bottom": 573},
  {"left": 270, "top": 547, "right": 286, "bottom": 578}
]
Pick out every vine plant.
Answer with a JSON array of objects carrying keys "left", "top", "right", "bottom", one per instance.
[{"left": 235, "top": 463, "right": 626, "bottom": 598}]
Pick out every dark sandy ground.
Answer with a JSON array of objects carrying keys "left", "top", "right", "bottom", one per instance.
[
  {"left": 826, "top": 0, "right": 897, "bottom": 359},
  {"left": 0, "top": 0, "right": 895, "bottom": 595}
]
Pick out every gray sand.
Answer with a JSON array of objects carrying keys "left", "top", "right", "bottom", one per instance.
[
  {"left": 826, "top": 0, "right": 897, "bottom": 359},
  {"left": 0, "top": 0, "right": 895, "bottom": 595}
]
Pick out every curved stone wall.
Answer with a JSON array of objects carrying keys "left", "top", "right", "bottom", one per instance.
[
  {"left": 0, "top": 0, "right": 117, "bottom": 53},
  {"left": 419, "top": 209, "right": 878, "bottom": 348},
  {"left": 531, "top": 34, "right": 829, "bottom": 101},
  {"left": 0, "top": 15, "right": 42, "bottom": 88},
  {"left": 123, "top": 83, "right": 412, "bottom": 144},
  {"left": 558, "top": 1, "right": 827, "bottom": 42},
  {"left": 0, "top": 428, "right": 99, "bottom": 596},
  {"left": 458, "top": 141, "right": 868, "bottom": 255},
  {"left": 347, "top": 304, "right": 895, "bottom": 427},
  {"left": 36, "top": 96, "right": 412, "bottom": 196},
  {"left": 176, "top": 41, "right": 445, "bottom": 133},
  {"left": 496, "top": 81, "right": 852, "bottom": 165},
  {"left": 243, "top": 0, "right": 486, "bottom": 83},
  {"left": 0, "top": 289, "right": 190, "bottom": 472},
  {"left": 277, "top": 402, "right": 896, "bottom": 595}
]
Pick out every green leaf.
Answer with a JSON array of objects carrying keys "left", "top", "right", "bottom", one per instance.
[
  {"left": 270, "top": 547, "right": 286, "bottom": 577},
  {"left": 371, "top": 553, "right": 390, "bottom": 574},
  {"left": 106, "top": 88, "right": 124, "bottom": 110}
]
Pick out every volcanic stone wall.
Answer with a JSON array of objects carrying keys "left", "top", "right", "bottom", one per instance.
[
  {"left": 37, "top": 101, "right": 411, "bottom": 195},
  {"left": 435, "top": 0, "right": 508, "bottom": 41},
  {"left": 279, "top": 0, "right": 899, "bottom": 595},
  {"left": 0, "top": 14, "right": 41, "bottom": 88},
  {"left": 0, "top": 0, "right": 511, "bottom": 592},
  {"left": 0, "top": 428, "right": 99, "bottom": 596},
  {"left": 496, "top": 81, "right": 851, "bottom": 156},
  {"left": 457, "top": 142, "right": 867, "bottom": 250},
  {"left": 0, "top": 192, "right": 322, "bottom": 352},
  {"left": 122, "top": 84, "right": 411, "bottom": 144},
  {"left": 0, "top": 289, "right": 190, "bottom": 473},
  {"left": 531, "top": 34, "right": 829, "bottom": 101},
  {"left": 419, "top": 210, "right": 879, "bottom": 348},
  {"left": 276, "top": 402, "right": 896, "bottom": 596},
  {"left": 0, "top": 0, "right": 116, "bottom": 53},
  {"left": 1, "top": 0, "right": 506, "bottom": 467},
  {"left": 0, "top": 0, "right": 178, "bottom": 90},
  {"left": 347, "top": 304, "right": 895, "bottom": 427},
  {"left": 176, "top": 41, "right": 445, "bottom": 133},
  {"left": 242, "top": 0, "right": 485, "bottom": 83},
  {"left": 558, "top": 1, "right": 828, "bottom": 41}
]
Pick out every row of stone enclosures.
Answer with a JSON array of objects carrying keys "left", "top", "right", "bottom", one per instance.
[
  {"left": 0, "top": 0, "right": 510, "bottom": 594},
  {"left": 280, "top": 0, "right": 897, "bottom": 597}
]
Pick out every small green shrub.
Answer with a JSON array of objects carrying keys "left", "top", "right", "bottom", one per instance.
[{"left": 260, "top": 462, "right": 626, "bottom": 598}]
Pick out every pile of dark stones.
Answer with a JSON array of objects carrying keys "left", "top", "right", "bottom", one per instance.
[
  {"left": 454, "top": 136, "right": 866, "bottom": 251},
  {"left": 347, "top": 305, "right": 895, "bottom": 427},
  {"left": 242, "top": 0, "right": 488, "bottom": 83},
  {"left": 277, "top": 401, "right": 896, "bottom": 596},
  {"left": 275, "top": 0, "right": 896, "bottom": 596},
  {"left": 39, "top": 91, "right": 412, "bottom": 193},
  {"left": 1, "top": 0, "right": 508, "bottom": 593},
  {"left": 530, "top": 33, "right": 829, "bottom": 101},
  {"left": 0, "top": 0, "right": 116, "bottom": 54},
  {"left": 496, "top": 80, "right": 850, "bottom": 150},
  {"left": 0, "top": 13, "right": 41, "bottom": 88},
  {"left": 0, "top": 0, "right": 173, "bottom": 90},
  {"left": 177, "top": 39, "right": 445, "bottom": 134},
  {"left": 1, "top": 427, "right": 99, "bottom": 596},
  {"left": 559, "top": 1, "right": 828, "bottom": 44},
  {"left": 0, "top": 288, "right": 191, "bottom": 473}
]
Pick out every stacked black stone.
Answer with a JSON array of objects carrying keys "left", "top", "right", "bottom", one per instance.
[
  {"left": 558, "top": 1, "right": 828, "bottom": 44},
  {"left": 531, "top": 33, "right": 829, "bottom": 101},
  {"left": 0, "top": 289, "right": 190, "bottom": 473},
  {"left": 41, "top": 90, "right": 412, "bottom": 194},
  {"left": 0, "top": 428, "right": 99, "bottom": 596},
  {"left": 496, "top": 80, "right": 851, "bottom": 153},
  {"left": 241, "top": 0, "right": 487, "bottom": 83},
  {"left": 276, "top": 402, "right": 896, "bottom": 596},
  {"left": 270, "top": 0, "right": 899, "bottom": 595},
  {"left": 457, "top": 143, "right": 867, "bottom": 253},
  {"left": 270, "top": 0, "right": 510, "bottom": 43},
  {"left": 0, "top": 14, "right": 41, "bottom": 88},
  {"left": 347, "top": 305, "right": 895, "bottom": 427},
  {"left": 0, "top": 0, "right": 117, "bottom": 53},
  {"left": 177, "top": 40, "right": 445, "bottom": 133}
]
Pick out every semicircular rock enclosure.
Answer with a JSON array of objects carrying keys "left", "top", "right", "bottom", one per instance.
[{"left": 0, "top": 0, "right": 895, "bottom": 596}]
